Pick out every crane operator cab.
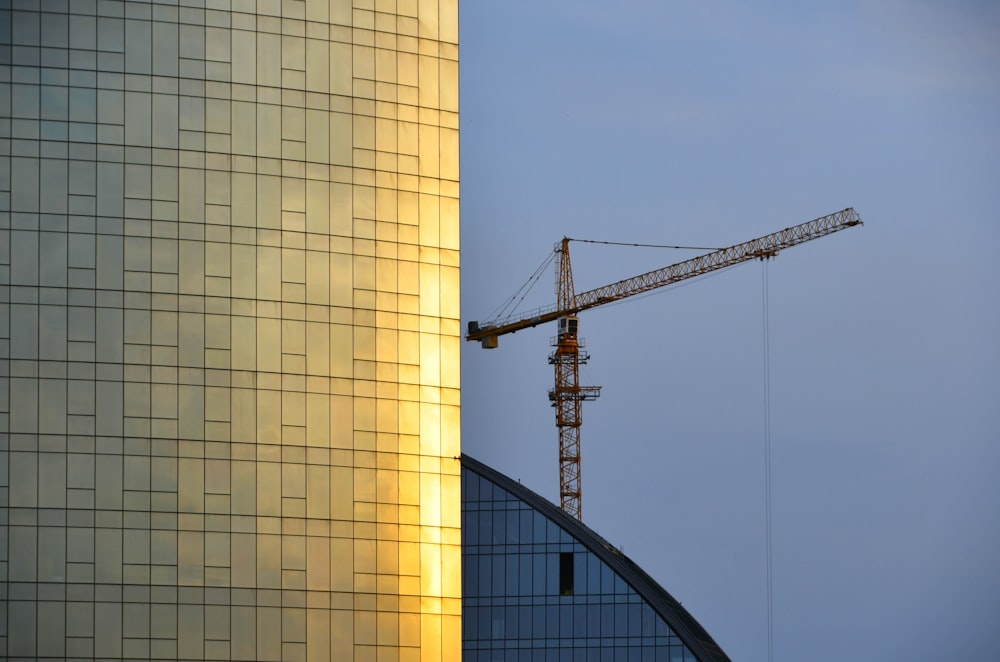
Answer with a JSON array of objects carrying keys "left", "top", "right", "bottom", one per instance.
[{"left": 557, "top": 316, "right": 580, "bottom": 344}]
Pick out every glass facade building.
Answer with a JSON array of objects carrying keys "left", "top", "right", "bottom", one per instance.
[
  {"left": 462, "top": 455, "right": 730, "bottom": 661},
  {"left": 1, "top": 1, "right": 460, "bottom": 659}
]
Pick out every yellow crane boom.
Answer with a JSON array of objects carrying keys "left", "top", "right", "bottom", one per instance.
[{"left": 467, "top": 207, "right": 863, "bottom": 519}]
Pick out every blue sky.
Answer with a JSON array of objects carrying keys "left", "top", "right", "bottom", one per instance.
[{"left": 458, "top": 2, "right": 1000, "bottom": 659}]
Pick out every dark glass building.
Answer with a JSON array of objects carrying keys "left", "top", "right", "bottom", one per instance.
[{"left": 462, "top": 455, "right": 730, "bottom": 661}]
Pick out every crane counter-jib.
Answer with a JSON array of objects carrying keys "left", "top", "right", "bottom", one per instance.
[{"left": 466, "top": 207, "right": 863, "bottom": 346}]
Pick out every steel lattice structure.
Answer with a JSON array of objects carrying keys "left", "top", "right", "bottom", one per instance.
[{"left": 467, "top": 208, "right": 863, "bottom": 519}]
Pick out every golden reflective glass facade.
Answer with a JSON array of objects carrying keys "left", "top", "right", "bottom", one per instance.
[{"left": 0, "top": 1, "right": 460, "bottom": 659}]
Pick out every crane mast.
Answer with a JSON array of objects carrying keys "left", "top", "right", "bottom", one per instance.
[
  {"left": 468, "top": 208, "right": 863, "bottom": 519},
  {"left": 549, "top": 239, "right": 601, "bottom": 519}
]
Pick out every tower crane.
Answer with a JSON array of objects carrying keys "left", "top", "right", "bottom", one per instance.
[{"left": 467, "top": 208, "right": 863, "bottom": 520}]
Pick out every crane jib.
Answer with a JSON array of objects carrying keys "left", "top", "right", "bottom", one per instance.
[{"left": 466, "top": 208, "right": 862, "bottom": 343}]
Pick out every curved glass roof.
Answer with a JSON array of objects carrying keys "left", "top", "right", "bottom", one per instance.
[{"left": 463, "top": 453, "right": 731, "bottom": 661}]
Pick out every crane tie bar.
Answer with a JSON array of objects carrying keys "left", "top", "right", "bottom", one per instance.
[{"left": 567, "top": 238, "right": 722, "bottom": 251}]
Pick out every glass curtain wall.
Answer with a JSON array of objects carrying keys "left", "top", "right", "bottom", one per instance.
[
  {"left": 462, "top": 455, "right": 730, "bottom": 661},
  {"left": 0, "top": 1, "right": 460, "bottom": 659}
]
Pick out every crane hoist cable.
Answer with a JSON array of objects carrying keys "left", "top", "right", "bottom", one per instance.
[{"left": 762, "top": 260, "right": 774, "bottom": 662}]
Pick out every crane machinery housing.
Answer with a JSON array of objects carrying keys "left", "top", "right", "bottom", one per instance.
[{"left": 467, "top": 208, "right": 863, "bottom": 520}]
